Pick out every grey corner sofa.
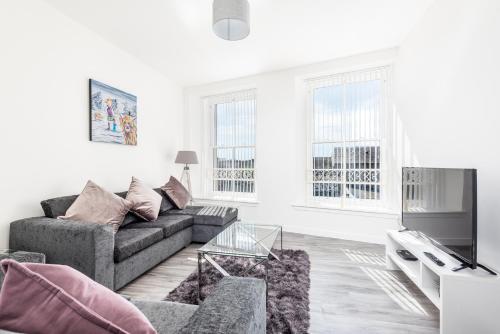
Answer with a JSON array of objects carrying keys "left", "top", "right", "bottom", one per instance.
[
  {"left": 9, "top": 189, "right": 238, "bottom": 291},
  {"left": 0, "top": 276, "right": 267, "bottom": 334}
]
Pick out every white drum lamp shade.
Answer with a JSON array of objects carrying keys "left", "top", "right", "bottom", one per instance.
[{"left": 213, "top": 0, "right": 250, "bottom": 41}]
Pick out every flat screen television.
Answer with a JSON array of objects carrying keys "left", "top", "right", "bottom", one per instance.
[{"left": 401, "top": 167, "right": 477, "bottom": 269}]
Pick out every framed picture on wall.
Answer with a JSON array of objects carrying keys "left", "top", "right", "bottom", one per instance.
[{"left": 89, "top": 79, "right": 137, "bottom": 145}]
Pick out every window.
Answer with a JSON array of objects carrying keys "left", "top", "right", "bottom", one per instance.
[
  {"left": 204, "top": 90, "right": 256, "bottom": 200},
  {"left": 307, "top": 67, "right": 391, "bottom": 209}
]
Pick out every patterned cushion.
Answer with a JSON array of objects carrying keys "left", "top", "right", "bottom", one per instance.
[{"left": 114, "top": 228, "right": 164, "bottom": 262}]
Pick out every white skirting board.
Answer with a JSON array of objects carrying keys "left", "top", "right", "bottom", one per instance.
[{"left": 386, "top": 230, "right": 500, "bottom": 334}]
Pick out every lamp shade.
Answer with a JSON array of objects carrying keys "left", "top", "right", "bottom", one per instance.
[
  {"left": 213, "top": 0, "right": 250, "bottom": 41},
  {"left": 175, "top": 151, "right": 199, "bottom": 165}
]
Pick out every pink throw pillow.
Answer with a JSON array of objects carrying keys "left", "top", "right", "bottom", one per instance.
[
  {"left": 0, "top": 259, "right": 157, "bottom": 334},
  {"left": 126, "top": 177, "right": 162, "bottom": 221},
  {"left": 161, "top": 176, "right": 191, "bottom": 210},
  {"left": 59, "top": 180, "right": 132, "bottom": 232}
]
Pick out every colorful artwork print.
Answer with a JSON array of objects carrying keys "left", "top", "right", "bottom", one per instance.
[{"left": 89, "top": 79, "right": 137, "bottom": 145}]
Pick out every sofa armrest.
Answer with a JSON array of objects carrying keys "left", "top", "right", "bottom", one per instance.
[
  {"left": 180, "top": 277, "right": 266, "bottom": 334},
  {"left": 9, "top": 217, "right": 114, "bottom": 289}
]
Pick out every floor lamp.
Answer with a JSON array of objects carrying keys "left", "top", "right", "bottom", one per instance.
[{"left": 175, "top": 151, "right": 198, "bottom": 198}]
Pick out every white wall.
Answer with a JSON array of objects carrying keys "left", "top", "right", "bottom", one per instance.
[
  {"left": 184, "top": 49, "right": 400, "bottom": 244},
  {"left": 395, "top": 0, "right": 500, "bottom": 269},
  {"left": 0, "top": 0, "right": 183, "bottom": 248}
]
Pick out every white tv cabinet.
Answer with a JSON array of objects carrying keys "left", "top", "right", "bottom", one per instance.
[{"left": 386, "top": 230, "right": 500, "bottom": 334}]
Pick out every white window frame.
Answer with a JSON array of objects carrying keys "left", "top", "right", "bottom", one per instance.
[
  {"left": 305, "top": 66, "right": 393, "bottom": 211},
  {"left": 202, "top": 89, "right": 257, "bottom": 202}
]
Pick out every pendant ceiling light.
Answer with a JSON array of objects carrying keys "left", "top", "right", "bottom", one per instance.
[{"left": 213, "top": 0, "right": 250, "bottom": 41}]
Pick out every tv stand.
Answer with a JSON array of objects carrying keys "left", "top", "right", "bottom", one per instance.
[{"left": 386, "top": 230, "right": 500, "bottom": 334}]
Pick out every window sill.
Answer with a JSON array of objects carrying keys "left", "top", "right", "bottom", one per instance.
[
  {"left": 291, "top": 202, "right": 399, "bottom": 219},
  {"left": 193, "top": 197, "right": 260, "bottom": 207}
]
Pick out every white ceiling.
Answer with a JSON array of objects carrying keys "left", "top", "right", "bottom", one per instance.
[{"left": 43, "top": 0, "right": 433, "bottom": 86}]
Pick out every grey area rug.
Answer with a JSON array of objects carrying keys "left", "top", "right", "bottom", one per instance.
[{"left": 165, "top": 249, "right": 311, "bottom": 334}]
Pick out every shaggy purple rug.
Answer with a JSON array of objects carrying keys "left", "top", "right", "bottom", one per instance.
[{"left": 165, "top": 249, "right": 310, "bottom": 334}]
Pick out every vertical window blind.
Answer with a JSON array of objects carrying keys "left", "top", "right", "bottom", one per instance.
[
  {"left": 204, "top": 89, "right": 256, "bottom": 200},
  {"left": 307, "top": 66, "right": 391, "bottom": 209}
]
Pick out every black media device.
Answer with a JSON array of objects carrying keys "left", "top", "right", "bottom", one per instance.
[
  {"left": 401, "top": 167, "right": 496, "bottom": 275},
  {"left": 396, "top": 250, "right": 418, "bottom": 261}
]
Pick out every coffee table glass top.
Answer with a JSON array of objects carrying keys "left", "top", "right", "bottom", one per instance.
[{"left": 198, "top": 222, "right": 281, "bottom": 259}]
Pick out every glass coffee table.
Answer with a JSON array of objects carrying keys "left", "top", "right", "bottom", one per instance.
[{"left": 197, "top": 222, "right": 282, "bottom": 301}]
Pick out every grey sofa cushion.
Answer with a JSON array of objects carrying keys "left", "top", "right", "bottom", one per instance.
[
  {"left": 132, "top": 300, "right": 198, "bottom": 334},
  {"left": 124, "top": 215, "right": 193, "bottom": 238},
  {"left": 40, "top": 195, "right": 78, "bottom": 218},
  {"left": 114, "top": 228, "right": 191, "bottom": 290},
  {"left": 168, "top": 206, "right": 238, "bottom": 226},
  {"left": 115, "top": 191, "right": 128, "bottom": 198},
  {"left": 114, "top": 228, "right": 163, "bottom": 262},
  {"left": 121, "top": 212, "right": 143, "bottom": 227},
  {"left": 154, "top": 188, "right": 175, "bottom": 213}
]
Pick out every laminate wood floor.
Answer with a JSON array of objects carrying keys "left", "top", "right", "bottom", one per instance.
[{"left": 119, "top": 232, "right": 439, "bottom": 334}]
